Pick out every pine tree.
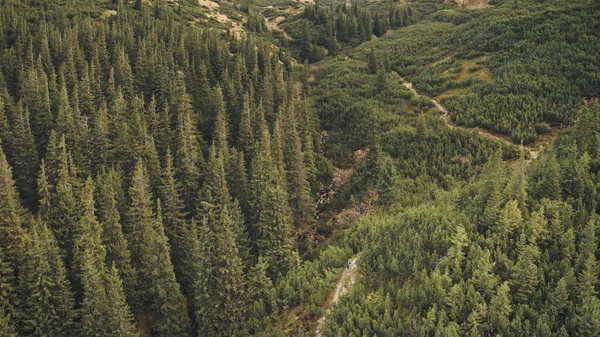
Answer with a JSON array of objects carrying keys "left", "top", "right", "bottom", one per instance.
[
  {"left": 7, "top": 102, "right": 39, "bottom": 209},
  {"left": 249, "top": 126, "right": 297, "bottom": 278},
  {"left": 18, "top": 219, "right": 75, "bottom": 337},
  {"left": 172, "top": 71, "right": 202, "bottom": 214},
  {"left": 104, "top": 265, "right": 139, "bottom": 337},
  {"left": 195, "top": 146, "right": 246, "bottom": 337},
  {"left": 159, "top": 148, "right": 201, "bottom": 302},
  {"left": 511, "top": 238, "right": 540, "bottom": 303},
  {"left": 243, "top": 258, "right": 276, "bottom": 334},
  {"left": 0, "top": 248, "right": 16, "bottom": 334},
  {"left": 127, "top": 160, "right": 190, "bottom": 337},
  {"left": 47, "top": 136, "right": 79, "bottom": 272},
  {"left": 282, "top": 104, "right": 313, "bottom": 228},
  {"left": 0, "top": 142, "right": 27, "bottom": 269}
]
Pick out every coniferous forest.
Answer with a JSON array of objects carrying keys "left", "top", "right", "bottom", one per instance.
[{"left": 0, "top": 0, "right": 599, "bottom": 336}]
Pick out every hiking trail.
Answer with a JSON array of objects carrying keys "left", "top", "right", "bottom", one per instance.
[
  {"left": 392, "top": 71, "right": 540, "bottom": 161},
  {"left": 314, "top": 255, "right": 359, "bottom": 337}
]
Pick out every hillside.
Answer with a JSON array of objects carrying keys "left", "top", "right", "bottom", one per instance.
[{"left": 0, "top": 0, "right": 599, "bottom": 336}]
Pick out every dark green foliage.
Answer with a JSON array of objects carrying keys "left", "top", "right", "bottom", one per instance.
[
  {"left": 127, "top": 160, "right": 190, "bottom": 336},
  {"left": 0, "top": 0, "right": 599, "bottom": 336},
  {"left": 0, "top": 143, "right": 26, "bottom": 269},
  {"left": 6, "top": 103, "right": 39, "bottom": 209},
  {"left": 249, "top": 126, "right": 298, "bottom": 279},
  {"left": 195, "top": 147, "right": 246, "bottom": 336},
  {"left": 95, "top": 169, "right": 137, "bottom": 302},
  {"left": 322, "top": 102, "right": 600, "bottom": 336},
  {"left": 18, "top": 220, "right": 75, "bottom": 337}
]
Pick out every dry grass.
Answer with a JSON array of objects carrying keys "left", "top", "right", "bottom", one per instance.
[
  {"left": 435, "top": 55, "right": 491, "bottom": 99},
  {"left": 454, "top": 0, "right": 493, "bottom": 9},
  {"left": 455, "top": 56, "right": 491, "bottom": 82}
]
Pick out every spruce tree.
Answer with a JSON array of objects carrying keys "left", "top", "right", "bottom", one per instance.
[
  {"left": 18, "top": 219, "right": 75, "bottom": 337},
  {"left": 243, "top": 258, "right": 276, "bottom": 334},
  {"left": 151, "top": 203, "right": 191, "bottom": 337},
  {"left": 249, "top": 126, "right": 297, "bottom": 278},
  {"left": 172, "top": 71, "right": 202, "bottom": 214},
  {"left": 79, "top": 247, "right": 111, "bottom": 337},
  {"left": 127, "top": 160, "right": 190, "bottom": 337},
  {"left": 238, "top": 96, "right": 254, "bottom": 160},
  {"left": 104, "top": 266, "right": 139, "bottom": 337},
  {"left": 7, "top": 102, "right": 39, "bottom": 209},
  {"left": 195, "top": 146, "right": 245, "bottom": 337},
  {"left": 48, "top": 136, "right": 79, "bottom": 273},
  {"left": 0, "top": 143, "right": 26, "bottom": 269},
  {"left": 282, "top": 105, "right": 313, "bottom": 228},
  {"left": 511, "top": 238, "right": 540, "bottom": 303},
  {"left": 159, "top": 148, "right": 201, "bottom": 303},
  {"left": 90, "top": 104, "right": 110, "bottom": 175},
  {"left": 0, "top": 248, "right": 16, "bottom": 334},
  {"left": 20, "top": 63, "right": 53, "bottom": 155},
  {"left": 79, "top": 183, "right": 138, "bottom": 337},
  {"left": 95, "top": 169, "right": 137, "bottom": 302}
]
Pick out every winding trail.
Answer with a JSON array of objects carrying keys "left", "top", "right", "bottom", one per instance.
[
  {"left": 392, "top": 71, "right": 540, "bottom": 161},
  {"left": 315, "top": 256, "right": 359, "bottom": 337}
]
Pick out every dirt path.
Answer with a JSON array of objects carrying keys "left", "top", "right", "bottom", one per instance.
[
  {"left": 392, "top": 71, "right": 540, "bottom": 161},
  {"left": 315, "top": 256, "right": 359, "bottom": 337},
  {"left": 265, "top": 15, "right": 293, "bottom": 40}
]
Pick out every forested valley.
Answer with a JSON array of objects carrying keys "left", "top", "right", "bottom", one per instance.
[{"left": 0, "top": 0, "right": 599, "bottom": 336}]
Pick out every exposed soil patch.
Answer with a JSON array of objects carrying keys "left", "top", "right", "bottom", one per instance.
[{"left": 454, "top": 0, "right": 493, "bottom": 9}]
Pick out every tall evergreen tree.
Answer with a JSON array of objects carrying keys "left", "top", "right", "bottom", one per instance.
[
  {"left": 7, "top": 102, "right": 39, "bottom": 209},
  {"left": 20, "top": 62, "right": 53, "bottom": 155},
  {"left": 18, "top": 219, "right": 75, "bottom": 337},
  {"left": 159, "top": 148, "right": 201, "bottom": 304},
  {"left": 195, "top": 146, "right": 246, "bottom": 337},
  {"left": 95, "top": 169, "right": 137, "bottom": 302},
  {"left": 47, "top": 136, "right": 79, "bottom": 273},
  {"left": 282, "top": 104, "right": 313, "bottom": 228},
  {"left": 0, "top": 143, "right": 27, "bottom": 270},
  {"left": 0, "top": 248, "right": 16, "bottom": 335},
  {"left": 172, "top": 71, "right": 203, "bottom": 214},
  {"left": 127, "top": 160, "right": 190, "bottom": 337},
  {"left": 249, "top": 126, "right": 297, "bottom": 278}
]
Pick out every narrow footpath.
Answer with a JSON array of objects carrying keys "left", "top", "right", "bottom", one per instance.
[
  {"left": 314, "top": 256, "right": 360, "bottom": 337},
  {"left": 392, "top": 71, "right": 540, "bottom": 161}
]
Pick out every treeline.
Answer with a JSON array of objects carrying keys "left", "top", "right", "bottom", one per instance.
[
  {"left": 322, "top": 102, "right": 600, "bottom": 336},
  {"left": 0, "top": 1, "right": 325, "bottom": 336},
  {"left": 287, "top": 2, "right": 418, "bottom": 62}
]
